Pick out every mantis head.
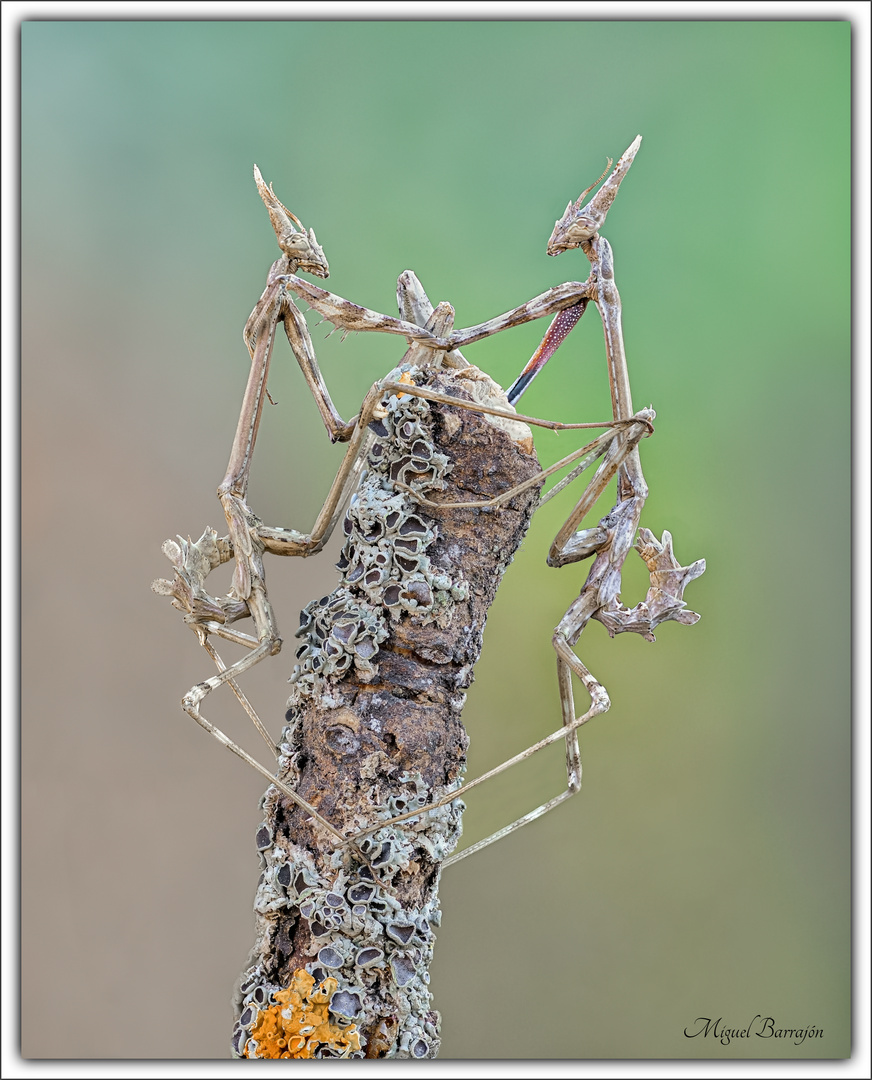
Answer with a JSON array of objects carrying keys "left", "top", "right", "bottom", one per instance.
[
  {"left": 546, "top": 134, "right": 642, "bottom": 256},
  {"left": 253, "top": 164, "right": 329, "bottom": 279}
]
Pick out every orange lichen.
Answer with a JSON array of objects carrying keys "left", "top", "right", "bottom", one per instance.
[
  {"left": 395, "top": 371, "right": 415, "bottom": 398},
  {"left": 242, "top": 969, "right": 362, "bottom": 1059}
]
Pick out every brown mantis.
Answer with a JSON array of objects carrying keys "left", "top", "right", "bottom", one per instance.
[{"left": 154, "top": 135, "right": 704, "bottom": 870}]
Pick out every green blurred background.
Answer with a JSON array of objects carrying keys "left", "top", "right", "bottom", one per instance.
[{"left": 21, "top": 19, "right": 850, "bottom": 1060}]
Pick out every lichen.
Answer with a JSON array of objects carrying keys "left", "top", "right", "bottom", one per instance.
[
  {"left": 289, "top": 368, "right": 468, "bottom": 699},
  {"left": 232, "top": 772, "right": 459, "bottom": 1059},
  {"left": 241, "top": 969, "right": 362, "bottom": 1059}
]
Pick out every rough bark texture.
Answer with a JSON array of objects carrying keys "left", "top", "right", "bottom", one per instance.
[{"left": 232, "top": 362, "right": 542, "bottom": 1059}]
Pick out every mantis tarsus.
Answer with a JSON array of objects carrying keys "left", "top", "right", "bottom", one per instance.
[{"left": 154, "top": 136, "right": 704, "bottom": 870}]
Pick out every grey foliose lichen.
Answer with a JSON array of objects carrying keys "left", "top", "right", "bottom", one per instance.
[
  {"left": 289, "top": 368, "right": 468, "bottom": 698},
  {"left": 232, "top": 770, "right": 462, "bottom": 1059}
]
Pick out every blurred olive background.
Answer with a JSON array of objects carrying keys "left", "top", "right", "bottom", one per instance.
[{"left": 21, "top": 20, "right": 850, "bottom": 1060}]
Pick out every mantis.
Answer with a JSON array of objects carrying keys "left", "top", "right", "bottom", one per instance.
[{"left": 154, "top": 136, "right": 705, "bottom": 1057}]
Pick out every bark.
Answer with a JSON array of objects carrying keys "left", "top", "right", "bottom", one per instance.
[{"left": 231, "top": 362, "right": 542, "bottom": 1059}]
